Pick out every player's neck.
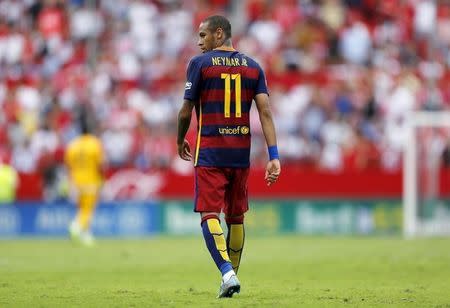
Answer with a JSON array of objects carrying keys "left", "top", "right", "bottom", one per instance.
[
  {"left": 214, "top": 46, "right": 235, "bottom": 52},
  {"left": 214, "top": 39, "right": 234, "bottom": 52}
]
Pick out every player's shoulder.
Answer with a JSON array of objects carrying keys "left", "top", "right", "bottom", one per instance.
[
  {"left": 86, "top": 134, "right": 100, "bottom": 141},
  {"left": 188, "top": 53, "right": 209, "bottom": 68},
  {"left": 65, "top": 138, "right": 78, "bottom": 158},
  {"left": 68, "top": 135, "right": 100, "bottom": 147},
  {"left": 85, "top": 135, "right": 102, "bottom": 146},
  {"left": 67, "top": 136, "right": 80, "bottom": 148},
  {"left": 238, "top": 52, "right": 262, "bottom": 69}
]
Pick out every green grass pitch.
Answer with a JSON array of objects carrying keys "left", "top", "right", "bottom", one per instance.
[{"left": 1, "top": 236, "right": 450, "bottom": 307}]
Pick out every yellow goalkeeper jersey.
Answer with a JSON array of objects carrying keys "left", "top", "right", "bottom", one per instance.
[{"left": 65, "top": 134, "right": 104, "bottom": 188}]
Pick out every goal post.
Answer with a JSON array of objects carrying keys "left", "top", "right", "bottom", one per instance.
[{"left": 403, "top": 111, "right": 450, "bottom": 238}]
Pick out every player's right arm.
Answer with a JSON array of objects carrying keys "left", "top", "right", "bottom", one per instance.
[
  {"left": 255, "top": 93, "right": 281, "bottom": 186},
  {"left": 177, "top": 100, "right": 195, "bottom": 161},
  {"left": 178, "top": 56, "right": 202, "bottom": 161}
]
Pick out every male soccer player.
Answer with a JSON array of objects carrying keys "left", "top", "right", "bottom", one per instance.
[
  {"left": 65, "top": 111, "right": 104, "bottom": 246},
  {"left": 177, "top": 15, "right": 281, "bottom": 298}
]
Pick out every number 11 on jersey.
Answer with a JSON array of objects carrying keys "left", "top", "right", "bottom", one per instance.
[{"left": 221, "top": 73, "right": 241, "bottom": 118}]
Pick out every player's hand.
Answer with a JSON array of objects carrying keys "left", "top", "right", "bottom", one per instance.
[
  {"left": 265, "top": 159, "right": 280, "bottom": 186},
  {"left": 177, "top": 139, "right": 192, "bottom": 161}
]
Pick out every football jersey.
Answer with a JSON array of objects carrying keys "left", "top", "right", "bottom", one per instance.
[
  {"left": 65, "top": 135, "right": 104, "bottom": 187},
  {"left": 184, "top": 50, "right": 268, "bottom": 168}
]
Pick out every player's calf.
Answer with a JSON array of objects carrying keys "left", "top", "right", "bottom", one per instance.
[
  {"left": 201, "top": 214, "right": 239, "bottom": 296},
  {"left": 226, "top": 215, "right": 245, "bottom": 274}
]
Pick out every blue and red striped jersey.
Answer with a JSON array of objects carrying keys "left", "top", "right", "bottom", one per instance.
[{"left": 184, "top": 50, "right": 268, "bottom": 168}]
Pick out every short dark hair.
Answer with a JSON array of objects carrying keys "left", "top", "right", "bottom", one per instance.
[
  {"left": 203, "top": 15, "right": 232, "bottom": 39},
  {"left": 80, "top": 117, "right": 91, "bottom": 134},
  {"left": 78, "top": 106, "right": 92, "bottom": 134}
]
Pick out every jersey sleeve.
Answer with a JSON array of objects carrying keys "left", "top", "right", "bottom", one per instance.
[
  {"left": 183, "top": 56, "right": 202, "bottom": 102},
  {"left": 255, "top": 64, "right": 269, "bottom": 95}
]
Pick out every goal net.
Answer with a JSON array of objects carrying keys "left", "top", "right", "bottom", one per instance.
[{"left": 403, "top": 111, "right": 450, "bottom": 237}]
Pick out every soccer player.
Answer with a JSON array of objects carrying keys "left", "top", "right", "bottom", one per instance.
[
  {"left": 65, "top": 110, "right": 104, "bottom": 246},
  {"left": 177, "top": 15, "right": 281, "bottom": 298}
]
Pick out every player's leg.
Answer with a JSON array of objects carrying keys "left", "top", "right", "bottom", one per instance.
[
  {"left": 200, "top": 213, "right": 234, "bottom": 278},
  {"left": 77, "top": 192, "right": 96, "bottom": 230},
  {"left": 70, "top": 187, "right": 97, "bottom": 245},
  {"left": 225, "top": 215, "right": 245, "bottom": 274},
  {"left": 224, "top": 167, "right": 249, "bottom": 275},
  {"left": 201, "top": 214, "right": 241, "bottom": 298},
  {"left": 78, "top": 191, "right": 97, "bottom": 245},
  {"left": 69, "top": 187, "right": 82, "bottom": 240},
  {"left": 195, "top": 167, "right": 239, "bottom": 297}
]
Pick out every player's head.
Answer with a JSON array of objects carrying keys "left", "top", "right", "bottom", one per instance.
[
  {"left": 80, "top": 117, "right": 91, "bottom": 134},
  {"left": 198, "top": 15, "right": 232, "bottom": 53},
  {"left": 78, "top": 107, "right": 92, "bottom": 135}
]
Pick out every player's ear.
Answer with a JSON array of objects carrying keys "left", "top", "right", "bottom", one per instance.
[{"left": 216, "top": 27, "right": 223, "bottom": 40}]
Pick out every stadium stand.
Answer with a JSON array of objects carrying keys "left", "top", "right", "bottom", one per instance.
[{"left": 0, "top": 0, "right": 449, "bottom": 200}]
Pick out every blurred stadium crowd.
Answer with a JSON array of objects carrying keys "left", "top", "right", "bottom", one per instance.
[{"left": 1, "top": 0, "right": 450, "bottom": 181}]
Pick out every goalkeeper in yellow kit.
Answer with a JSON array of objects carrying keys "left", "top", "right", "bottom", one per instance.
[{"left": 65, "top": 112, "right": 104, "bottom": 246}]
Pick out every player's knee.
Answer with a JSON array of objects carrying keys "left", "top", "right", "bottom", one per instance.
[
  {"left": 225, "top": 214, "right": 244, "bottom": 224},
  {"left": 200, "top": 212, "right": 220, "bottom": 224}
]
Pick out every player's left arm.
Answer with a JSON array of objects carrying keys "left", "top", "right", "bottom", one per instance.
[
  {"left": 64, "top": 144, "right": 74, "bottom": 182},
  {"left": 177, "top": 99, "right": 195, "bottom": 161},
  {"left": 63, "top": 143, "right": 77, "bottom": 200},
  {"left": 255, "top": 93, "right": 281, "bottom": 186}
]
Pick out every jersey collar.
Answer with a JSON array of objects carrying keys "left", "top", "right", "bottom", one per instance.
[{"left": 213, "top": 46, "right": 236, "bottom": 52}]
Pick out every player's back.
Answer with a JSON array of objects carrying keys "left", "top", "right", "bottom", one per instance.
[
  {"left": 65, "top": 134, "right": 103, "bottom": 187},
  {"left": 185, "top": 50, "right": 268, "bottom": 168}
]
